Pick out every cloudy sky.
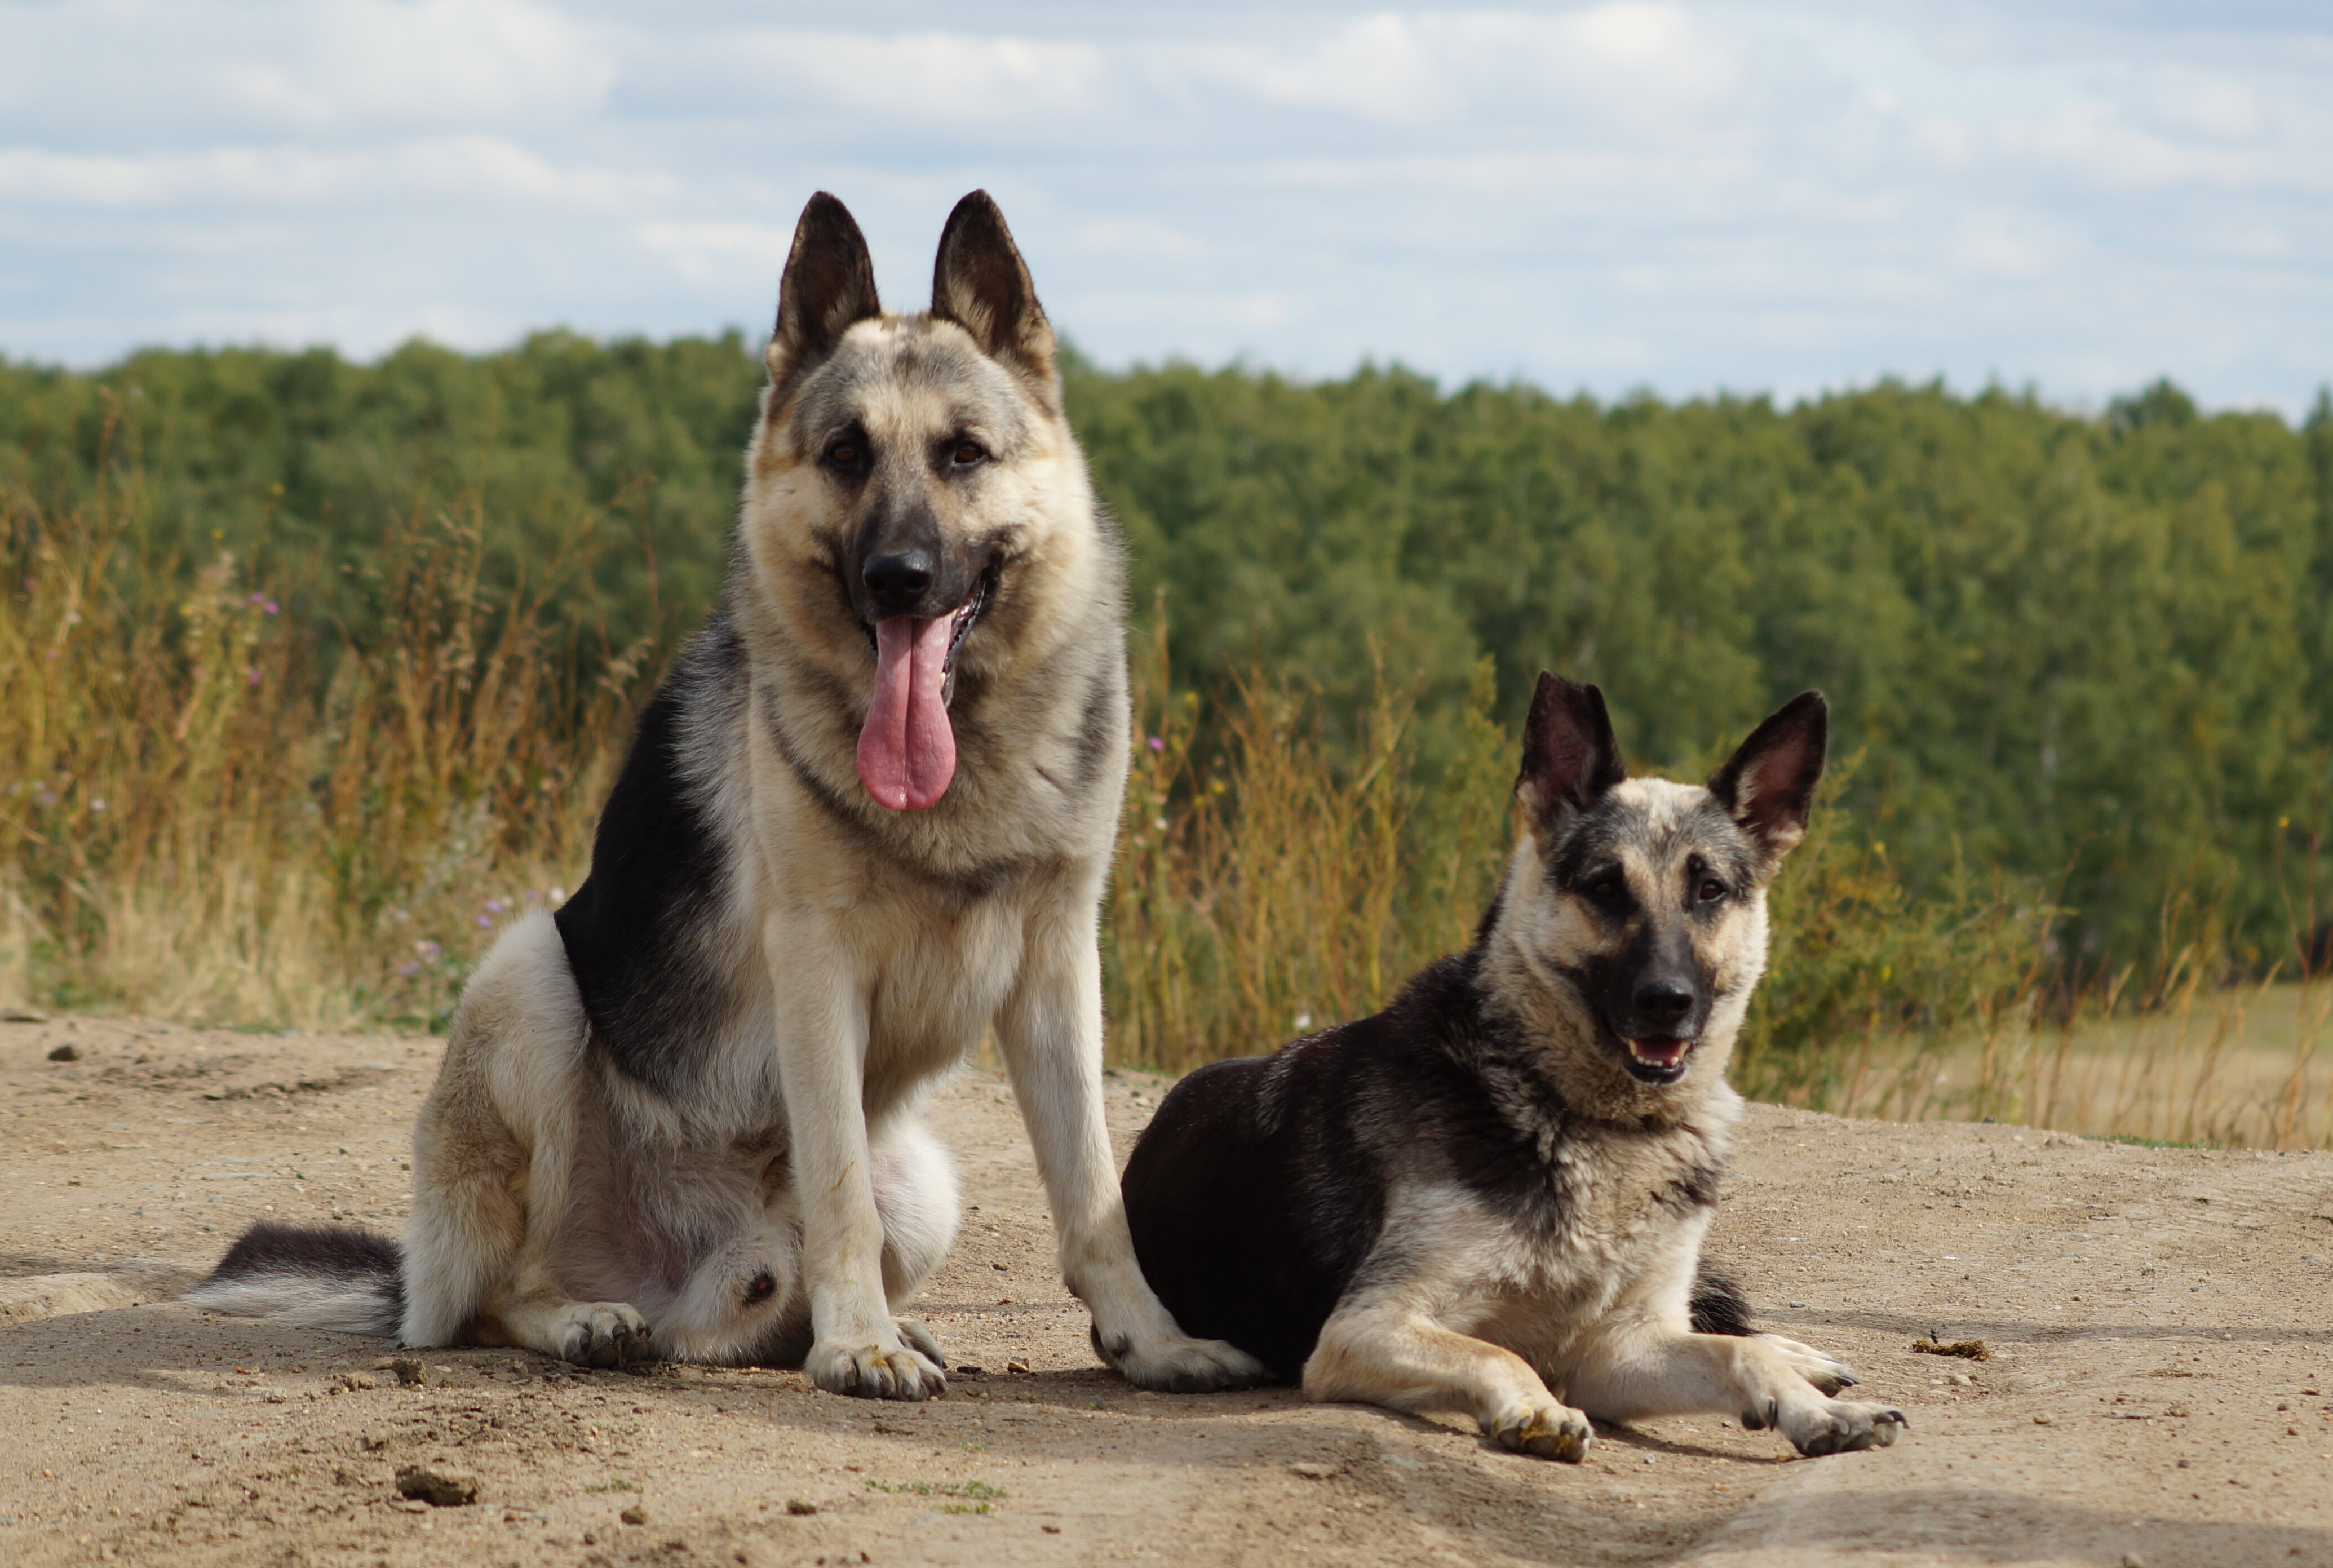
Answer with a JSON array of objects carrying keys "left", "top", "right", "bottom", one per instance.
[{"left": 1, "top": 1, "right": 2327, "bottom": 413}]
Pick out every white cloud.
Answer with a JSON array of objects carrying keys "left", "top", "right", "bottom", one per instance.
[
  {"left": 0, "top": 0, "right": 2327, "bottom": 413},
  {"left": 0, "top": 1, "right": 612, "bottom": 142}
]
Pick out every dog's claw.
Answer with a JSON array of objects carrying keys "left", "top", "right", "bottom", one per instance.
[
  {"left": 896, "top": 1317, "right": 945, "bottom": 1368},
  {"left": 1787, "top": 1401, "right": 1908, "bottom": 1456},
  {"left": 555, "top": 1302, "right": 656, "bottom": 1369},
  {"left": 807, "top": 1337, "right": 947, "bottom": 1401},
  {"left": 1759, "top": 1333, "right": 1860, "bottom": 1396},
  {"left": 1489, "top": 1400, "right": 1593, "bottom": 1463}
]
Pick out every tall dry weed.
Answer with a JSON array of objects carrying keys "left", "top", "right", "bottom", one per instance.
[
  {"left": 6, "top": 448, "right": 2326, "bottom": 1149},
  {"left": 1105, "top": 627, "right": 1508, "bottom": 1070},
  {"left": 0, "top": 429, "right": 646, "bottom": 1027}
]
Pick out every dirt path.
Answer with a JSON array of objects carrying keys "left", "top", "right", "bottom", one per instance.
[{"left": 5, "top": 1014, "right": 2332, "bottom": 1567}]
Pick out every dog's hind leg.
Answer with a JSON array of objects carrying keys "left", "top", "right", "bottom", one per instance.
[
  {"left": 1561, "top": 1319, "right": 1906, "bottom": 1457},
  {"left": 402, "top": 913, "right": 653, "bottom": 1368},
  {"left": 874, "top": 1114, "right": 960, "bottom": 1366},
  {"left": 1304, "top": 1298, "right": 1595, "bottom": 1463},
  {"left": 996, "top": 889, "right": 1267, "bottom": 1393},
  {"left": 1684, "top": 1263, "right": 1856, "bottom": 1392}
]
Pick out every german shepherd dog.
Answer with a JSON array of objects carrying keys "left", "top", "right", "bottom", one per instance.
[
  {"left": 1122, "top": 676, "right": 1909, "bottom": 1458},
  {"left": 187, "top": 191, "right": 1264, "bottom": 1401}
]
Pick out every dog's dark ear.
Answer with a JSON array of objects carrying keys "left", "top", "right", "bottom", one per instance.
[
  {"left": 1517, "top": 672, "right": 1625, "bottom": 828},
  {"left": 765, "top": 192, "right": 881, "bottom": 398},
  {"left": 931, "top": 190, "right": 1058, "bottom": 407},
  {"left": 1708, "top": 691, "right": 1827, "bottom": 858}
]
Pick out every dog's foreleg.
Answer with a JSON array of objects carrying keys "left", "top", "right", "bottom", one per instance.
[
  {"left": 1305, "top": 1299, "right": 1594, "bottom": 1462},
  {"left": 1562, "top": 1322, "right": 1907, "bottom": 1456},
  {"left": 767, "top": 915, "right": 945, "bottom": 1401},
  {"left": 995, "top": 891, "right": 1265, "bottom": 1393}
]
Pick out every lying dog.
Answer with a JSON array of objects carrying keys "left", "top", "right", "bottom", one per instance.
[{"left": 1122, "top": 674, "right": 1907, "bottom": 1459}]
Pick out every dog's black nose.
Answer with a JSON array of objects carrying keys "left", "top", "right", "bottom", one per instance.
[
  {"left": 1633, "top": 981, "right": 1694, "bottom": 1027},
  {"left": 862, "top": 551, "right": 935, "bottom": 615}
]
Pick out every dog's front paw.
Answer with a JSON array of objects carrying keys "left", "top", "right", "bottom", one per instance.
[
  {"left": 554, "top": 1301, "right": 656, "bottom": 1368},
  {"left": 1759, "top": 1396, "right": 1908, "bottom": 1456},
  {"left": 1486, "top": 1398, "right": 1594, "bottom": 1463},
  {"left": 1759, "top": 1332, "right": 1859, "bottom": 1394},
  {"left": 807, "top": 1336, "right": 946, "bottom": 1401},
  {"left": 1091, "top": 1322, "right": 1270, "bottom": 1393}
]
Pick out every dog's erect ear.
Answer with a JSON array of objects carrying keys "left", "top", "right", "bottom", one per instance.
[
  {"left": 1517, "top": 672, "right": 1626, "bottom": 828},
  {"left": 931, "top": 190, "right": 1059, "bottom": 406},
  {"left": 1708, "top": 690, "right": 1827, "bottom": 858},
  {"left": 765, "top": 192, "right": 881, "bottom": 396}
]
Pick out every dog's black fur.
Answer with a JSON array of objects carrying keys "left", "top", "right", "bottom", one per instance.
[
  {"left": 1122, "top": 954, "right": 1754, "bottom": 1382},
  {"left": 1111, "top": 677, "right": 1909, "bottom": 1468}
]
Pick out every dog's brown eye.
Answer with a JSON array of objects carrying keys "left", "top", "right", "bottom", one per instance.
[
  {"left": 951, "top": 439, "right": 987, "bottom": 467},
  {"left": 1589, "top": 877, "right": 1622, "bottom": 902},
  {"left": 826, "top": 441, "right": 860, "bottom": 467},
  {"left": 1698, "top": 878, "right": 1726, "bottom": 902}
]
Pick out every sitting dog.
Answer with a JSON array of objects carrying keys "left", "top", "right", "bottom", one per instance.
[
  {"left": 1121, "top": 674, "right": 1907, "bottom": 1459},
  {"left": 184, "top": 191, "right": 1262, "bottom": 1399}
]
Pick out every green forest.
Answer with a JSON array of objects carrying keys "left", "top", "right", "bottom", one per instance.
[{"left": 3, "top": 332, "right": 2328, "bottom": 977}]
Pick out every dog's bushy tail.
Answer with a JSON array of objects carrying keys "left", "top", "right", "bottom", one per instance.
[
  {"left": 1689, "top": 1263, "right": 1755, "bottom": 1337},
  {"left": 182, "top": 1222, "right": 405, "bottom": 1337}
]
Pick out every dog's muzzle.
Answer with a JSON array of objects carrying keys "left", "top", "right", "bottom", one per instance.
[
  {"left": 1622, "top": 1034, "right": 1696, "bottom": 1085},
  {"left": 852, "top": 560, "right": 998, "bottom": 813}
]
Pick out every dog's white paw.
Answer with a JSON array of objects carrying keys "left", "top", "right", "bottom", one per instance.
[
  {"left": 1486, "top": 1397, "right": 1595, "bottom": 1463},
  {"left": 1090, "top": 1322, "right": 1269, "bottom": 1393},
  {"left": 895, "top": 1316, "right": 946, "bottom": 1368},
  {"left": 553, "top": 1301, "right": 656, "bottom": 1368},
  {"left": 1759, "top": 1332, "right": 1860, "bottom": 1395},
  {"left": 807, "top": 1335, "right": 946, "bottom": 1401},
  {"left": 1750, "top": 1394, "right": 1908, "bottom": 1456}
]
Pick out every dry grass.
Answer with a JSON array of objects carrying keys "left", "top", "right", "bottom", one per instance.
[
  {"left": 1106, "top": 622, "right": 1513, "bottom": 1071},
  {"left": 5, "top": 458, "right": 2326, "bottom": 1148},
  {"left": 0, "top": 440, "right": 638, "bottom": 1030},
  {"left": 1804, "top": 969, "right": 2333, "bottom": 1149}
]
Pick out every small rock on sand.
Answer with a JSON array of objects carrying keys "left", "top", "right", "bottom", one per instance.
[
  {"left": 394, "top": 1465, "right": 479, "bottom": 1507},
  {"left": 619, "top": 1504, "right": 648, "bottom": 1525},
  {"left": 45, "top": 1043, "right": 78, "bottom": 1062},
  {"left": 1290, "top": 1462, "right": 1340, "bottom": 1480},
  {"left": 786, "top": 1498, "right": 818, "bottom": 1516},
  {"left": 384, "top": 1357, "right": 426, "bottom": 1386}
]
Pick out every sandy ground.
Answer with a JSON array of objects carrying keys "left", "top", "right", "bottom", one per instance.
[{"left": 5, "top": 1014, "right": 2333, "bottom": 1568}]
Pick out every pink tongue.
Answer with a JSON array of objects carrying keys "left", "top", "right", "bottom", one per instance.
[{"left": 857, "top": 615, "right": 958, "bottom": 811}]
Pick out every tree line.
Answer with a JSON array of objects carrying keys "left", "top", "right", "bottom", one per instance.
[{"left": 3, "top": 333, "right": 2327, "bottom": 976}]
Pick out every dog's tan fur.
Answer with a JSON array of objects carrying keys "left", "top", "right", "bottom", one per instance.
[
  {"left": 191, "top": 192, "right": 1262, "bottom": 1401},
  {"left": 1305, "top": 776, "right": 1886, "bottom": 1458},
  {"left": 1123, "top": 680, "right": 1906, "bottom": 1459}
]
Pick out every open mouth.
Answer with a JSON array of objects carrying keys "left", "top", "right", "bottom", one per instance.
[
  {"left": 1622, "top": 1035, "right": 1696, "bottom": 1085},
  {"left": 854, "top": 561, "right": 998, "bottom": 813}
]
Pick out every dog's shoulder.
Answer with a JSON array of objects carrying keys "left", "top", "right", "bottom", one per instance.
[{"left": 554, "top": 613, "right": 752, "bottom": 1096}]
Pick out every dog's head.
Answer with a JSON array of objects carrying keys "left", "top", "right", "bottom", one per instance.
[
  {"left": 1484, "top": 674, "right": 1826, "bottom": 1109},
  {"left": 738, "top": 191, "right": 1105, "bottom": 812}
]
